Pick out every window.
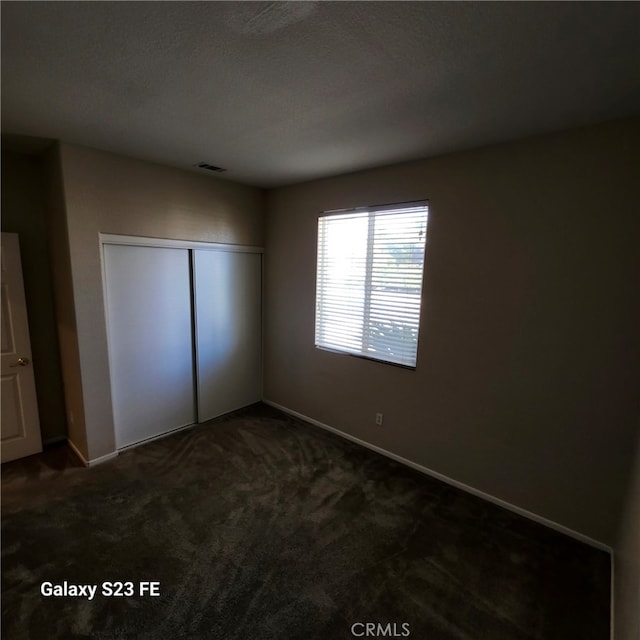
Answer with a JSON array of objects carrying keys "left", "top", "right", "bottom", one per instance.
[{"left": 315, "top": 201, "right": 429, "bottom": 368}]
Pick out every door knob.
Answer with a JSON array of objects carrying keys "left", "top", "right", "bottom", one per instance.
[{"left": 10, "top": 357, "right": 29, "bottom": 367}]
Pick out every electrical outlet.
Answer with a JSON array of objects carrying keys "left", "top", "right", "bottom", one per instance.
[{"left": 375, "top": 413, "right": 383, "bottom": 426}]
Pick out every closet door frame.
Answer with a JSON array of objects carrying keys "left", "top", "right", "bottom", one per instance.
[{"left": 99, "top": 234, "right": 263, "bottom": 450}]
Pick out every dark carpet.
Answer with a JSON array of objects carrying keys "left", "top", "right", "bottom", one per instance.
[{"left": 2, "top": 404, "right": 610, "bottom": 639}]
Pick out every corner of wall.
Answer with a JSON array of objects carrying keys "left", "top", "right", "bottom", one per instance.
[{"left": 43, "top": 142, "right": 90, "bottom": 459}]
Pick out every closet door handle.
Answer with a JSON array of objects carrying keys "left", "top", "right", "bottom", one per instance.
[{"left": 10, "top": 357, "right": 30, "bottom": 367}]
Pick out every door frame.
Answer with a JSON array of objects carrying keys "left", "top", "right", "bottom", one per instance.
[
  {"left": 99, "top": 234, "right": 264, "bottom": 451},
  {"left": 99, "top": 234, "right": 263, "bottom": 254}
]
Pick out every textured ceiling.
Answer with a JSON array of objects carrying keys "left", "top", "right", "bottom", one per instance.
[{"left": 2, "top": 1, "right": 639, "bottom": 187}]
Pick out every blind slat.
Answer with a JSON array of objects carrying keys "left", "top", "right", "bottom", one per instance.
[{"left": 315, "top": 202, "right": 428, "bottom": 368}]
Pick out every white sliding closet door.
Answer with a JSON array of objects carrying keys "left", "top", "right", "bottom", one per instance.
[
  {"left": 194, "top": 250, "right": 261, "bottom": 422},
  {"left": 104, "top": 244, "right": 195, "bottom": 448}
]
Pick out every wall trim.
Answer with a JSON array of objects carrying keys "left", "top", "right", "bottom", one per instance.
[
  {"left": 263, "top": 399, "right": 613, "bottom": 554},
  {"left": 117, "top": 422, "right": 196, "bottom": 452},
  {"left": 67, "top": 438, "right": 118, "bottom": 467},
  {"left": 99, "top": 233, "right": 263, "bottom": 253}
]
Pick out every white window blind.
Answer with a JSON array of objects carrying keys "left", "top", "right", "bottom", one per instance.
[{"left": 315, "top": 201, "right": 428, "bottom": 368}]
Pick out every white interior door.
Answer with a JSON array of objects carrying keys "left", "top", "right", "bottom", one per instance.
[
  {"left": 104, "top": 244, "right": 196, "bottom": 448},
  {"left": 194, "top": 250, "right": 261, "bottom": 422},
  {"left": 1, "top": 233, "right": 43, "bottom": 463}
]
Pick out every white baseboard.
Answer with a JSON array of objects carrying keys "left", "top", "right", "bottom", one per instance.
[
  {"left": 69, "top": 420, "right": 196, "bottom": 464},
  {"left": 263, "top": 399, "right": 612, "bottom": 554},
  {"left": 117, "top": 421, "right": 196, "bottom": 452},
  {"left": 67, "top": 439, "right": 118, "bottom": 467}
]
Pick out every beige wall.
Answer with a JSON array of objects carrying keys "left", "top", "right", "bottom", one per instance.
[
  {"left": 56, "top": 144, "right": 264, "bottom": 460},
  {"left": 1, "top": 149, "right": 68, "bottom": 442},
  {"left": 615, "top": 426, "right": 640, "bottom": 640},
  {"left": 264, "top": 118, "right": 640, "bottom": 545}
]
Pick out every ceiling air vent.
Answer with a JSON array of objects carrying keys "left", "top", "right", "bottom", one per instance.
[{"left": 195, "top": 162, "right": 226, "bottom": 173}]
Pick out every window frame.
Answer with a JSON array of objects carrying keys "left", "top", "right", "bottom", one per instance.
[{"left": 314, "top": 200, "right": 429, "bottom": 370}]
